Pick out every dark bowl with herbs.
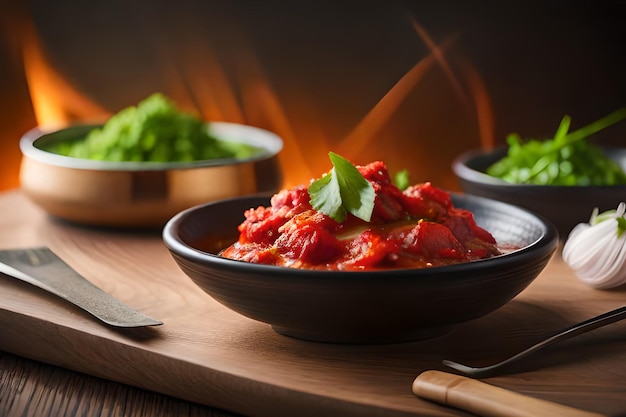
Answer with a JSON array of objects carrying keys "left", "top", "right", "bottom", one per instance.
[{"left": 453, "top": 110, "right": 626, "bottom": 238}]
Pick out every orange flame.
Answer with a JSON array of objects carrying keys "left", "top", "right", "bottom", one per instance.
[
  {"left": 460, "top": 57, "right": 496, "bottom": 151},
  {"left": 22, "top": 21, "right": 108, "bottom": 129},
  {"left": 337, "top": 34, "right": 457, "bottom": 158},
  {"left": 158, "top": 33, "right": 246, "bottom": 124},
  {"left": 20, "top": 14, "right": 494, "bottom": 189}
]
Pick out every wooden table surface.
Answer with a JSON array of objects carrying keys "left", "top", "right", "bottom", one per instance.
[
  {"left": 0, "top": 350, "right": 239, "bottom": 417},
  {"left": 1, "top": 189, "right": 626, "bottom": 417}
]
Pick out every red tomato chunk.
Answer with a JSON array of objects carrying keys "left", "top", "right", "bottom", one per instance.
[{"left": 221, "top": 161, "right": 501, "bottom": 270}]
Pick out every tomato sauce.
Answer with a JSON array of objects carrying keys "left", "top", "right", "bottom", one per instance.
[{"left": 220, "top": 161, "right": 501, "bottom": 270}]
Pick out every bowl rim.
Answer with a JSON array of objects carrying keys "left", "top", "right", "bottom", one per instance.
[
  {"left": 20, "top": 121, "right": 284, "bottom": 171},
  {"left": 162, "top": 192, "right": 559, "bottom": 280},
  {"left": 453, "top": 147, "right": 626, "bottom": 189}
]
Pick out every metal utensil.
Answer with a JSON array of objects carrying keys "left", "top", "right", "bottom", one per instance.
[
  {"left": 443, "top": 305, "right": 626, "bottom": 378},
  {"left": 0, "top": 247, "right": 162, "bottom": 328}
]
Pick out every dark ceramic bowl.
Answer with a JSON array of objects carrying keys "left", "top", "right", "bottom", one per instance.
[
  {"left": 163, "top": 193, "right": 558, "bottom": 344},
  {"left": 453, "top": 147, "right": 626, "bottom": 239}
]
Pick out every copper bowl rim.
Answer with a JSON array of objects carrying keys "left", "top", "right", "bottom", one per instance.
[{"left": 20, "top": 121, "right": 284, "bottom": 172}]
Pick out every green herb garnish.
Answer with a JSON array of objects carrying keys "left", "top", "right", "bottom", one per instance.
[
  {"left": 393, "top": 169, "right": 410, "bottom": 191},
  {"left": 308, "top": 152, "right": 376, "bottom": 223},
  {"left": 486, "top": 108, "right": 626, "bottom": 185},
  {"left": 44, "top": 93, "right": 261, "bottom": 162},
  {"left": 590, "top": 206, "right": 626, "bottom": 238}
]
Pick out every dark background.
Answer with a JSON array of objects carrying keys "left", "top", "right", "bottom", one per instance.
[{"left": 2, "top": 0, "right": 625, "bottom": 189}]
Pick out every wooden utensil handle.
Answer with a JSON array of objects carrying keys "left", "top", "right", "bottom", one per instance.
[{"left": 412, "top": 370, "right": 605, "bottom": 417}]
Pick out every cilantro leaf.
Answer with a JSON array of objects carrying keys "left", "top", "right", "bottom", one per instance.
[
  {"left": 308, "top": 152, "right": 376, "bottom": 222},
  {"left": 308, "top": 170, "right": 345, "bottom": 221}
]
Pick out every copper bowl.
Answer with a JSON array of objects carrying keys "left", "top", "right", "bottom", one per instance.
[
  {"left": 163, "top": 193, "right": 558, "bottom": 344},
  {"left": 19, "top": 122, "right": 283, "bottom": 228}
]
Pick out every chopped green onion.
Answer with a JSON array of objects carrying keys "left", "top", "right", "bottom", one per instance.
[{"left": 487, "top": 109, "right": 626, "bottom": 186}]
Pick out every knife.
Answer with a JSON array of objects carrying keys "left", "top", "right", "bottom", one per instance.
[
  {"left": 413, "top": 370, "right": 605, "bottom": 417},
  {"left": 0, "top": 247, "right": 162, "bottom": 328}
]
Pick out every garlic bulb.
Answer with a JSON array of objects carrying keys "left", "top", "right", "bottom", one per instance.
[{"left": 562, "top": 202, "right": 626, "bottom": 289}]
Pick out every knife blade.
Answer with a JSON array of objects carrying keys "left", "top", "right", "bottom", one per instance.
[{"left": 0, "top": 247, "right": 162, "bottom": 328}]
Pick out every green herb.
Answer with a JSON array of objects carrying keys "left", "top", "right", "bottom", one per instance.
[
  {"left": 44, "top": 93, "right": 261, "bottom": 162},
  {"left": 486, "top": 108, "right": 626, "bottom": 185},
  {"left": 590, "top": 206, "right": 626, "bottom": 238},
  {"left": 617, "top": 217, "right": 626, "bottom": 238},
  {"left": 308, "top": 152, "right": 376, "bottom": 223},
  {"left": 393, "top": 169, "right": 410, "bottom": 191}
]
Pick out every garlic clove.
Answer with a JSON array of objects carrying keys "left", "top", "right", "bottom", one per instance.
[{"left": 562, "top": 202, "right": 626, "bottom": 289}]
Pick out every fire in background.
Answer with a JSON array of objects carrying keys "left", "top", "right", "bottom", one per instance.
[{"left": 1, "top": 1, "right": 625, "bottom": 190}]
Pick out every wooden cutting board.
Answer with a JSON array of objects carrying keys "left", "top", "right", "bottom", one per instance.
[{"left": 1, "top": 190, "right": 625, "bottom": 417}]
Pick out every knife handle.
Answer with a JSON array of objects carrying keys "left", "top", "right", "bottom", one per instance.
[{"left": 413, "top": 370, "right": 605, "bottom": 417}]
